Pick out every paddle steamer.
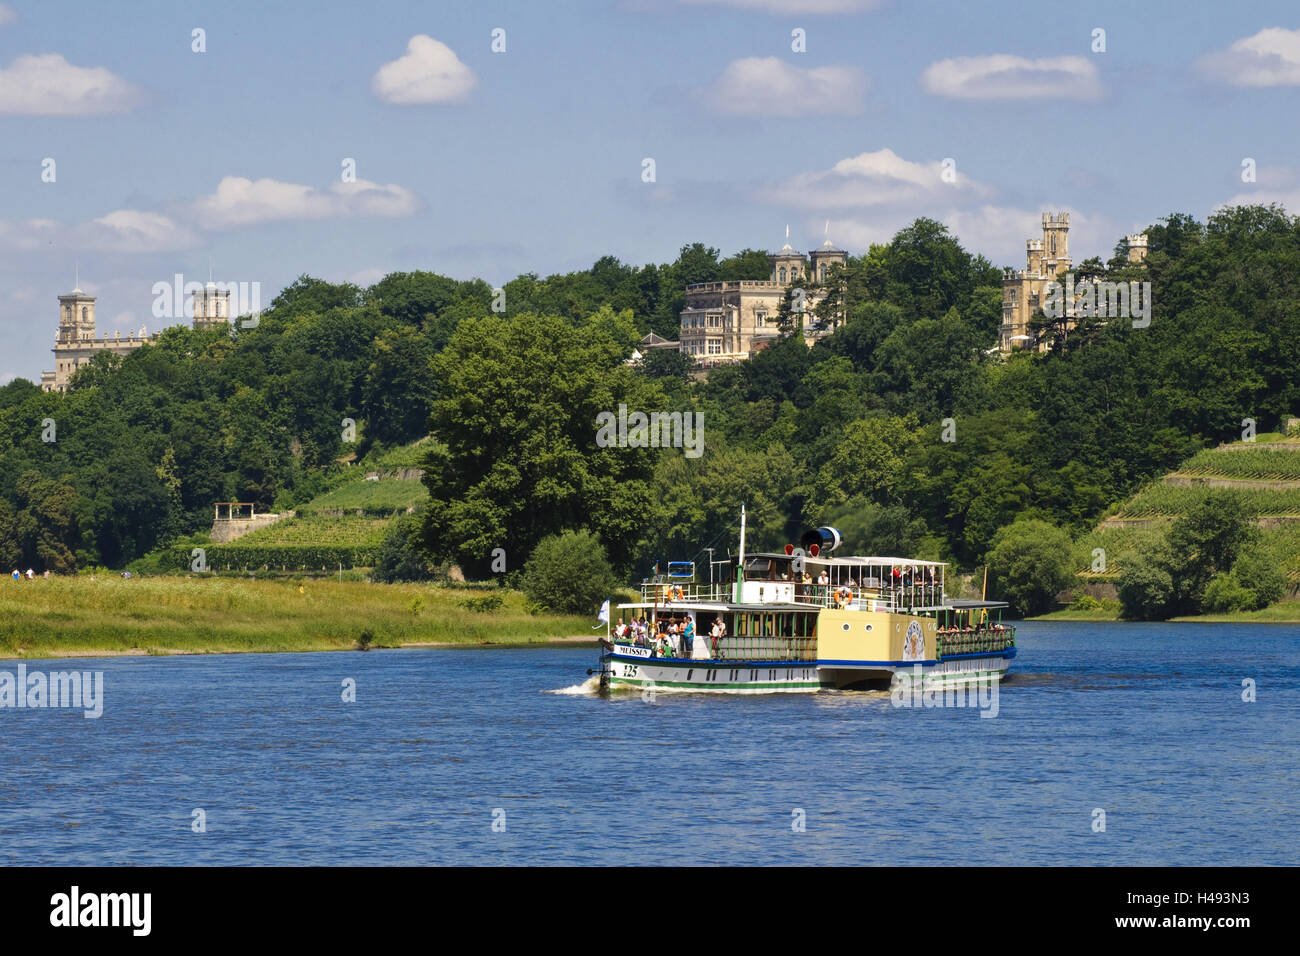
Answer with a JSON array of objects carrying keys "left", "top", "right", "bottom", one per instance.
[{"left": 595, "top": 509, "right": 1015, "bottom": 694}]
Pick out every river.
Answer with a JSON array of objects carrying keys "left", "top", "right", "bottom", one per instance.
[{"left": 1, "top": 621, "right": 1296, "bottom": 865}]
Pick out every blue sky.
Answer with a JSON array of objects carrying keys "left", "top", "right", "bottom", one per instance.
[{"left": 2, "top": 0, "right": 1298, "bottom": 382}]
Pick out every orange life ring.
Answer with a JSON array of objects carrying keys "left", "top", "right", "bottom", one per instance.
[
  {"left": 669, "top": 586, "right": 684, "bottom": 601},
  {"left": 834, "top": 586, "right": 854, "bottom": 607}
]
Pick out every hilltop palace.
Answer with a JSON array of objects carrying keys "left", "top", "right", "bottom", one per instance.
[
  {"left": 648, "top": 215, "right": 1152, "bottom": 365},
  {"left": 666, "top": 234, "right": 850, "bottom": 365},
  {"left": 41, "top": 282, "right": 233, "bottom": 392},
  {"left": 999, "top": 213, "right": 1148, "bottom": 351}
]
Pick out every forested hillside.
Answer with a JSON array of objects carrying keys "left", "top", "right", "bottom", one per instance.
[{"left": 2, "top": 205, "right": 1298, "bottom": 610}]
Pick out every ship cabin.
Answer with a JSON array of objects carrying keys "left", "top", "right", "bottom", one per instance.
[{"left": 612, "top": 552, "right": 952, "bottom": 664}]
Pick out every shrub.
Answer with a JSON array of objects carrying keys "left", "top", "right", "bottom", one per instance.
[
  {"left": 1117, "top": 554, "right": 1176, "bottom": 620},
  {"left": 1231, "top": 546, "right": 1287, "bottom": 609},
  {"left": 518, "top": 530, "right": 617, "bottom": 616},
  {"left": 460, "top": 594, "right": 503, "bottom": 613},
  {"left": 984, "top": 519, "right": 1075, "bottom": 617},
  {"left": 1201, "top": 572, "right": 1254, "bottom": 613},
  {"left": 372, "top": 512, "right": 435, "bottom": 583}
]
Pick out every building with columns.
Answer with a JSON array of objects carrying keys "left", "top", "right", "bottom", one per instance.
[
  {"left": 40, "top": 281, "right": 232, "bottom": 392},
  {"left": 677, "top": 236, "right": 849, "bottom": 364}
]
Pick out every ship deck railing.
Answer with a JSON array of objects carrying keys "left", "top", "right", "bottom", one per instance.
[
  {"left": 936, "top": 628, "right": 1016, "bottom": 657},
  {"left": 612, "top": 636, "right": 816, "bottom": 663},
  {"left": 636, "top": 580, "right": 947, "bottom": 613}
]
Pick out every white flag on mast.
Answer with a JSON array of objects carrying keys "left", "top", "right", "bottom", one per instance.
[{"left": 597, "top": 599, "right": 610, "bottom": 624}]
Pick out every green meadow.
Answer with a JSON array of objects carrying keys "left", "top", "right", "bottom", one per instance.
[{"left": 0, "top": 577, "right": 596, "bottom": 660}]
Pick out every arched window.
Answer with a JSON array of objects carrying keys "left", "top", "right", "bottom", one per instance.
[
  {"left": 81, "top": 307, "right": 88, "bottom": 322},
  {"left": 779, "top": 267, "right": 787, "bottom": 283}
]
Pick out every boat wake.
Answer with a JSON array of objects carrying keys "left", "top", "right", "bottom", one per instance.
[{"left": 549, "top": 675, "right": 602, "bottom": 696}]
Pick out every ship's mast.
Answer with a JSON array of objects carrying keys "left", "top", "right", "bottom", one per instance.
[{"left": 735, "top": 503, "right": 746, "bottom": 603}]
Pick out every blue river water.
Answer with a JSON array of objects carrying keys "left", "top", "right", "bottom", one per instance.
[{"left": 1, "top": 621, "right": 1296, "bottom": 865}]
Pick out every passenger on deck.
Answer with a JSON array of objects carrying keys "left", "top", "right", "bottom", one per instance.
[{"left": 816, "top": 570, "right": 829, "bottom": 586}]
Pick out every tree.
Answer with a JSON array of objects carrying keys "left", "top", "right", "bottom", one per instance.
[
  {"left": 1117, "top": 551, "right": 1177, "bottom": 620},
  {"left": 419, "top": 312, "right": 665, "bottom": 576},
  {"left": 640, "top": 348, "right": 694, "bottom": 382},
  {"left": 1203, "top": 544, "right": 1287, "bottom": 612},
  {"left": 984, "top": 519, "right": 1075, "bottom": 617},
  {"left": 517, "top": 530, "right": 618, "bottom": 615},
  {"left": 1164, "top": 492, "right": 1257, "bottom": 614},
  {"left": 373, "top": 511, "right": 436, "bottom": 583},
  {"left": 813, "top": 415, "right": 919, "bottom": 511},
  {"left": 11, "top": 472, "right": 80, "bottom": 572},
  {"left": 820, "top": 499, "right": 928, "bottom": 557}
]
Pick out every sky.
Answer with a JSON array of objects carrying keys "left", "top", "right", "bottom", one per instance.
[{"left": 1, "top": 0, "right": 1298, "bottom": 383}]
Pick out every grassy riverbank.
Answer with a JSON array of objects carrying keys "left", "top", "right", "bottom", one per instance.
[
  {"left": 1032, "top": 598, "right": 1300, "bottom": 623},
  {"left": 0, "top": 577, "right": 596, "bottom": 660}
]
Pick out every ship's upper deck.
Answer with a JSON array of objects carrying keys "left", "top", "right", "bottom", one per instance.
[{"left": 633, "top": 552, "right": 960, "bottom": 614}]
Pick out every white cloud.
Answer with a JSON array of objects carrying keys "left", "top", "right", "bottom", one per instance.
[
  {"left": 681, "top": 0, "right": 879, "bottom": 11},
  {"left": 1220, "top": 171, "right": 1300, "bottom": 216},
  {"left": 83, "top": 210, "right": 198, "bottom": 252},
  {"left": 921, "top": 54, "right": 1102, "bottom": 101},
  {"left": 0, "top": 175, "right": 419, "bottom": 256},
  {"left": 706, "top": 57, "right": 865, "bottom": 116},
  {"left": 0, "top": 5, "right": 17, "bottom": 29},
  {"left": 191, "top": 176, "right": 420, "bottom": 228},
  {"left": 0, "top": 52, "right": 141, "bottom": 116},
  {"left": 371, "top": 35, "right": 476, "bottom": 104},
  {"left": 1198, "top": 27, "right": 1300, "bottom": 87},
  {"left": 0, "top": 210, "right": 196, "bottom": 253},
  {"left": 764, "top": 148, "right": 992, "bottom": 209},
  {"left": 342, "top": 267, "right": 390, "bottom": 288}
]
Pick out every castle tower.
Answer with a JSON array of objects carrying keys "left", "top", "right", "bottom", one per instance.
[
  {"left": 768, "top": 225, "right": 808, "bottom": 285},
  {"left": 1125, "top": 234, "right": 1149, "bottom": 264},
  {"left": 768, "top": 243, "right": 807, "bottom": 285},
  {"left": 1026, "top": 239, "right": 1044, "bottom": 277},
  {"left": 1040, "top": 212, "right": 1071, "bottom": 278},
  {"left": 809, "top": 238, "right": 848, "bottom": 283},
  {"left": 193, "top": 281, "right": 232, "bottom": 330},
  {"left": 57, "top": 289, "right": 96, "bottom": 344}
]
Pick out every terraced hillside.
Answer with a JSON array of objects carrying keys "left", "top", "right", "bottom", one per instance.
[
  {"left": 155, "top": 441, "right": 432, "bottom": 573},
  {"left": 1079, "top": 437, "right": 1300, "bottom": 586}
]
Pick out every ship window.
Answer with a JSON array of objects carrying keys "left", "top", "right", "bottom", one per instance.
[
  {"left": 865, "top": 624, "right": 873, "bottom": 631},
  {"left": 841, "top": 623, "right": 850, "bottom": 631}
]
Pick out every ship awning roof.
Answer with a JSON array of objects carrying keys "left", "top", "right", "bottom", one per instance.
[
  {"left": 943, "top": 599, "right": 1010, "bottom": 610},
  {"left": 749, "top": 553, "right": 946, "bottom": 568},
  {"left": 616, "top": 602, "right": 821, "bottom": 613}
]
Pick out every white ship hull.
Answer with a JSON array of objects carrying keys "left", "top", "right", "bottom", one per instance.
[{"left": 600, "top": 645, "right": 1014, "bottom": 695}]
